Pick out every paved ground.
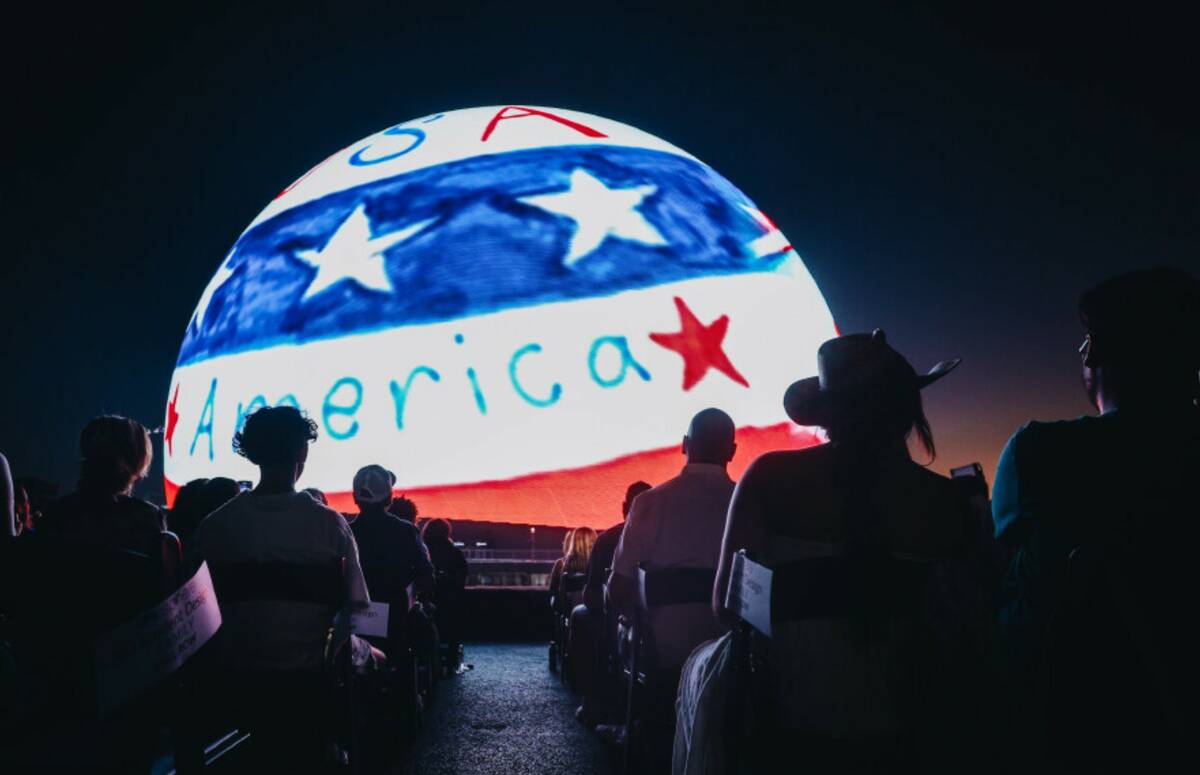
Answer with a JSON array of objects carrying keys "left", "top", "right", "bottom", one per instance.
[{"left": 401, "top": 643, "right": 616, "bottom": 775}]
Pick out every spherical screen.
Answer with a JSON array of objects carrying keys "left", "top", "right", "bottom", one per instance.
[{"left": 165, "top": 105, "right": 836, "bottom": 527}]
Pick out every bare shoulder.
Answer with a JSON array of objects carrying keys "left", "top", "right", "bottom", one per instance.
[{"left": 742, "top": 444, "right": 834, "bottom": 482}]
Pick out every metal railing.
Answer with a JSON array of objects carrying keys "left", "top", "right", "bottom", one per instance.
[{"left": 461, "top": 548, "right": 563, "bottom": 563}]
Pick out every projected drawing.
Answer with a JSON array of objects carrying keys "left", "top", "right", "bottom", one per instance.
[{"left": 165, "top": 106, "right": 837, "bottom": 527}]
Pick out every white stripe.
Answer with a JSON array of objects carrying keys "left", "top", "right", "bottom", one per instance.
[{"left": 165, "top": 269, "right": 835, "bottom": 492}]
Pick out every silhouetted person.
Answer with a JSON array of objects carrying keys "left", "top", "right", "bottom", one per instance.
[
  {"left": 679, "top": 331, "right": 988, "bottom": 774},
  {"left": 186, "top": 406, "right": 369, "bottom": 671},
  {"left": 39, "top": 415, "right": 166, "bottom": 557},
  {"left": 388, "top": 495, "right": 418, "bottom": 523},
  {"left": 992, "top": 267, "right": 1199, "bottom": 771},
  {"left": 573, "top": 480, "right": 652, "bottom": 725},
  {"left": 349, "top": 464, "right": 435, "bottom": 614},
  {"left": 168, "top": 477, "right": 209, "bottom": 545},
  {"left": 549, "top": 527, "right": 595, "bottom": 614},
  {"left": 1, "top": 434, "right": 172, "bottom": 772},
  {"left": 547, "top": 528, "right": 574, "bottom": 606},
  {"left": 608, "top": 409, "right": 736, "bottom": 667},
  {"left": 422, "top": 518, "right": 468, "bottom": 592},
  {"left": 586, "top": 481, "right": 652, "bottom": 615},
  {"left": 422, "top": 518, "right": 469, "bottom": 672},
  {"left": 201, "top": 476, "right": 241, "bottom": 514},
  {"left": 169, "top": 476, "right": 241, "bottom": 547}
]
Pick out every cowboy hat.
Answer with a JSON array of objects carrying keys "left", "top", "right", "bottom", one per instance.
[{"left": 783, "top": 330, "right": 960, "bottom": 426}]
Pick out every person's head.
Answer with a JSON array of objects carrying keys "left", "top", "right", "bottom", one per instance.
[
  {"left": 561, "top": 528, "right": 575, "bottom": 556},
  {"left": 566, "top": 526, "right": 597, "bottom": 570},
  {"left": 422, "top": 517, "right": 453, "bottom": 546},
  {"left": 302, "top": 486, "right": 328, "bottom": 505},
  {"left": 388, "top": 495, "right": 417, "bottom": 522},
  {"left": 682, "top": 408, "right": 737, "bottom": 466},
  {"left": 1078, "top": 267, "right": 1200, "bottom": 413},
  {"left": 622, "top": 480, "right": 652, "bottom": 518},
  {"left": 79, "top": 415, "right": 153, "bottom": 496},
  {"left": 169, "top": 478, "right": 210, "bottom": 542},
  {"left": 171, "top": 478, "right": 209, "bottom": 516},
  {"left": 233, "top": 406, "right": 318, "bottom": 488},
  {"left": 784, "top": 331, "right": 957, "bottom": 461},
  {"left": 202, "top": 477, "right": 242, "bottom": 514},
  {"left": 352, "top": 464, "right": 395, "bottom": 513}
]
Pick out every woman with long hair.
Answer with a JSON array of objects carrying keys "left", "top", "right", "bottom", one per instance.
[
  {"left": 564, "top": 526, "right": 597, "bottom": 573},
  {"left": 675, "top": 331, "right": 992, "bottom": 774},
  {"left": 549, "top": 527, "right": 598, "bottom": 607}
]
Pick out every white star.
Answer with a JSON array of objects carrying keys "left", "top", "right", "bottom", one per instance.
[
  {"left": 192, "top": 251, "right": 236, "bottom": 329},
  {"left": 519, "top": 168, "right": 668, "bottom": 267},
  {"left": 295, "top": 204, "right": 434, "bottom": 301}
]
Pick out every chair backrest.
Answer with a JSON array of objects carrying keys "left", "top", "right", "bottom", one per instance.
[
  {"left": 561, "top": 571, "right": 588, "bottom": 594},
  {"left": 636, "top": 565, "right": 716, "bottom": 610},
  {"left": 725, "top": 551, "right": 774, "bottom": 636},
  {"left": 725, "top": 550, "right": 935, "bottom": 637},
  {"left": 209, "top": 559, "right": 345, "bottom": 608}
]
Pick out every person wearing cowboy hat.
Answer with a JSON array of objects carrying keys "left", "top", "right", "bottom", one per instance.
[
  {"left": 673, "top": 330, "right": 992, "bottom": 775},
  {"left": 992, "top": 267, "right": 1199, "bottom": 771}
]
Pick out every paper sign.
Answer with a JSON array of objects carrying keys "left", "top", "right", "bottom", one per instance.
[
  {"left": 95, "top": 561, "right": 222, "bottom": 714},
  {"left": 727, "top": 553, "right": 773, "bottom": 637},
  {"left": 349, "top": 601, "right": 390, "bottom": 638}
]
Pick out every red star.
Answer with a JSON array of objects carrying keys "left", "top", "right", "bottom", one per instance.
[
  {"left": 649, "top": 297, "right": 750, "bottom": 391},
  {"left": 165, "top": 384, "right": 181, "bottom": 455}
]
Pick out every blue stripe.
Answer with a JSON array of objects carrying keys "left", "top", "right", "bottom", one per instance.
[{"left": 178, "top": 145, "right": 785, "bottom": 366}]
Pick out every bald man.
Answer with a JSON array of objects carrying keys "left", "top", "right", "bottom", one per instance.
[{"left": 607, "top": 408, "right": 737, "bottom": 668}]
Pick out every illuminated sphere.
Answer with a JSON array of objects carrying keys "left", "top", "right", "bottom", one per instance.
[{"left": 164, "top": 105, "right": 837, "bottom": 527}]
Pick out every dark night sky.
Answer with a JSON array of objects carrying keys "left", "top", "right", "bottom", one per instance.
[{"left": 3, "top": 1, "right": 1197, "bottom": 500}]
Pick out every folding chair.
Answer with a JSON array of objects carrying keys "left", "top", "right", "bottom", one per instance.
[
  {"left": 550, "top": 571, "right": 587, "bottom": 680},
  {"left": 177, "top": 557, "right": 361, "bottom": 773},
  {"left": 723, "top": 550, "right": 935, "bottom": 771},
  {"left": 623, "top": 563, "right": 715, "bottom": 773}
]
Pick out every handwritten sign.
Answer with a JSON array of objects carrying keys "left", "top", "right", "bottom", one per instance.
[
  {"left": 726, "top": 552, "right": 773, "bottom": 637},
  {"left": 349, "top": 601, "right": 390, "bottom": 638},
  {"left": 94, "top": 562, "right": 222, "bottom": 715}
]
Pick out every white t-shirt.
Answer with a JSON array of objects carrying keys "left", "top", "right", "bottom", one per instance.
[
  {"left": 187, "top": 490, "right": 370, "bottom": 671},
  {"left": 610, "top": 464, "right": 734, "bottom": 667}
]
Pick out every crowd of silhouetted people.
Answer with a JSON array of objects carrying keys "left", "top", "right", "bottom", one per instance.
[
  {"left": 542, "top": 266, "right": 1198, "bottom": 774},
  {"left": 2, "top": 266, "right": 1197, "bottom": 774},
  {"left": 1, "top": 405, "right": 469, "bottom": 772}
]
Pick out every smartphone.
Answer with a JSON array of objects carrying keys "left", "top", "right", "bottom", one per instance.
[
  {"left": 950, "top": 462, "right": 989, "bottom": 500},
  {"left": 950, "top": 463, "right": 984, "bottom": 480}
]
